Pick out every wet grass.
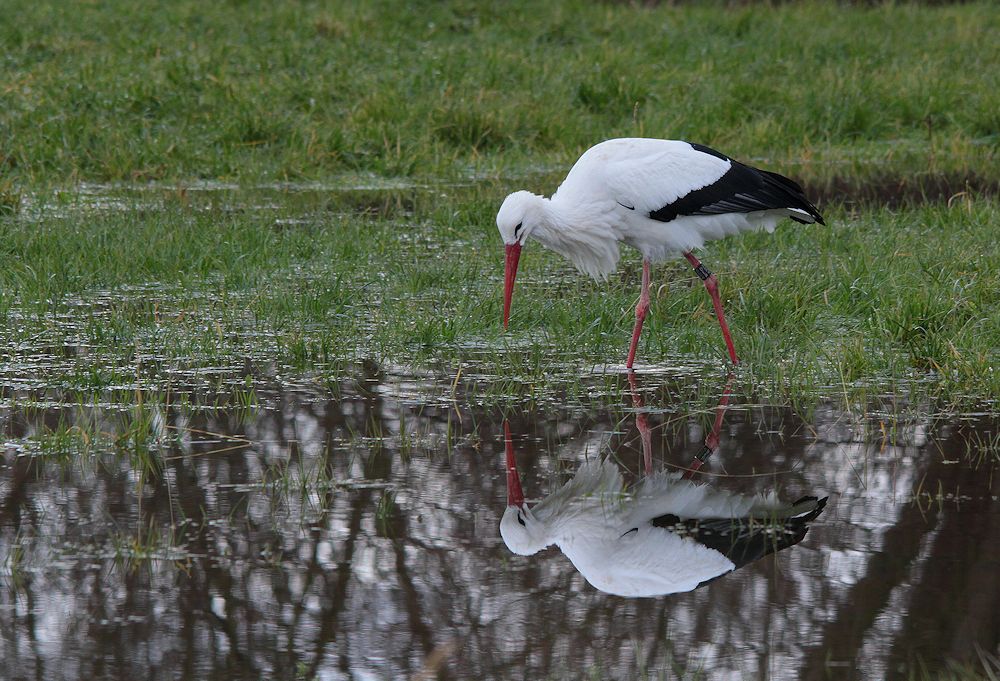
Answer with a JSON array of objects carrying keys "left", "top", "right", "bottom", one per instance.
[
  {"left": 1, "top": 186, "right": 998, "bottom": 410},
  {"left": 1, "top": 1, "right": 997, "bottom": 188},
  {"left": 0, "top": 0, "right": 997, "bottom": 411}
]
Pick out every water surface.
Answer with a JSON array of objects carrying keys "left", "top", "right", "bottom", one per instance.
[{"left": 2, "top": 365, "right": 998, "bottom": 680}]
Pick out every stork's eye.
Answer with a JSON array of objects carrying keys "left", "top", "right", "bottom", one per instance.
[
  {"left": 513, "top": 222, "right": 523, "bottom": 237},
  {"left": 517, "top": 511, "right": 526, "bottom": 527}
]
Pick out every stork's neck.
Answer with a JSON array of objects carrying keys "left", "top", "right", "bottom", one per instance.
[
  {"left": 534, "top": 193, "right": 605, "bottom": 235},
  {"left": 532, "top": 460, "right": 626, "bottom": 535},
  {"left": 530, "top": 195, "right": 621, "bottom": 280}
]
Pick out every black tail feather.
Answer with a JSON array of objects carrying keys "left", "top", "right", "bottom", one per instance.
[{"left": 759, "top": 168, "right": 826, "bottom": 225}]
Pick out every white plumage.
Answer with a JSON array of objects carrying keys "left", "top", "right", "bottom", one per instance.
[
  {"left": 497, "top": 138, "right": 825, "bottom": 366},
  {"left": 501, "top": 457, "right": 826, "bottom": 598}
]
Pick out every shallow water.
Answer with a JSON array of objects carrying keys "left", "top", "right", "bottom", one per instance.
[
  {"left": 21, "top": 168, "right": 1000, "bottom": 221},
  {"left": 4, "top": 180, "right": 1000, "bottom": 678},
  {"left": 2, "top": 364, "right": 998, "bottom": 680}
]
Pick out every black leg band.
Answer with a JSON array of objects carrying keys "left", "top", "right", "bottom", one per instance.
[
  {"left": 695, "top": 444, "right": 713, "bottom": 461},
  {"left": 693, "top": 263, "right": 712, "bottom": 281}
]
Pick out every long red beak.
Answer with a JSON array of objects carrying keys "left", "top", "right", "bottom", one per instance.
[
  {"left": 503, "top": 243, "right": 522, "bottom": 329},
  {"left": 504, "top": 421, "right": 524, "bottom": 508}
]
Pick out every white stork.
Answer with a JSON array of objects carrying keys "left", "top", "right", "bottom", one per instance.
[
  {"left": 497, "top": 138, "right": 825, "bottom": 367},
  {"left": 500, "top": 423, "right": 827, "bottom": 597}
]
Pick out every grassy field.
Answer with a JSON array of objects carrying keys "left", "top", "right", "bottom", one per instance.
[
  {"left": 1, "top": 0, "right": 999, "bottom": 410},
  {"left": 1, "top": 0, "right": 998, "bottom": 190}
]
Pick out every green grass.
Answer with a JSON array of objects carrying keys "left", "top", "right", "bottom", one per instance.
[
  {"left": 1, "top": 185, "right": 998, "bottom": 407},
  {"left": 1, "top": 1, "right": 997, "bottom": 187},
  {"left": 1, "top": 0, "right": 999, "bottom": 409}
]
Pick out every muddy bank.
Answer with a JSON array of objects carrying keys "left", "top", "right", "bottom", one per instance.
[{"left": 807, "top": 172, "right": 999, "bottom": 209}]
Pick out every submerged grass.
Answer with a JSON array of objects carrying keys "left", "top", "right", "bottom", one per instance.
[{"left": 1, "top": 186, "right": 998, "bottom": 408}]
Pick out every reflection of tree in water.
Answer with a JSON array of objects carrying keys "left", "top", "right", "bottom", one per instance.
[
  {"left": 798, "top": 416, "right": 1000, "bottom": 681},
  {"left": 0, "top": 368, "right": 998, "bottom": 679}
]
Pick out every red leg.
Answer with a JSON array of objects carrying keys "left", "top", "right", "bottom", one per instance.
[
  {"left": 625, "top": 259, "right": 651, "bottom": 369},
  {"left": 683, "top": 252, "right": 739, "bottom": 364},
  {"left": 683, "top": 372, "right": 735, "bottom": 479},
  {"left": 627, "top": 371, "right": 653, "bottom": 475}
]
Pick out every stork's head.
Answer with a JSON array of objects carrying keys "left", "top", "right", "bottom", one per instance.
[
  {"left": 500, "top": 505, "right": 547, "bottom": 556},
  {"left": 499, "top": 420, "right": 549, "bottom": 555},
  {"left": 497, "top": 191, "right": 542, "bottom": 246},
  {"left": 497, "top": 191, "right": 543, "bottom": 329}
]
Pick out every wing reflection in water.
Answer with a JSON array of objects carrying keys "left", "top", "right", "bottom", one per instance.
[{"left": 500, "top": 373, "right": 828, "bottom": 597}]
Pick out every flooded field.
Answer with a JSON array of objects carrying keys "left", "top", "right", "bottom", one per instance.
[
  {"left": 1, "top": 181, "right": 999, "bottom": 680},
  {"left": 5, "top": 0, "right": 1000, "bottom": 677},
  {"left": 2, "top": 359, "right": 998, "bottom": 680}
]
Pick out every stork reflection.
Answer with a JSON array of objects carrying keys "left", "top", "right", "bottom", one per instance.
[{"left": 500, "top": 373, "right": 827, "bottom": 597}]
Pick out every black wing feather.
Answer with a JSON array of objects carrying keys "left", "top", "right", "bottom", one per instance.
[
  {"left": 649, "top": 143, "right": 825, "bottom": 225},
  {"left": 650, "top": 496, "right": 828, "bottom": 574}
]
